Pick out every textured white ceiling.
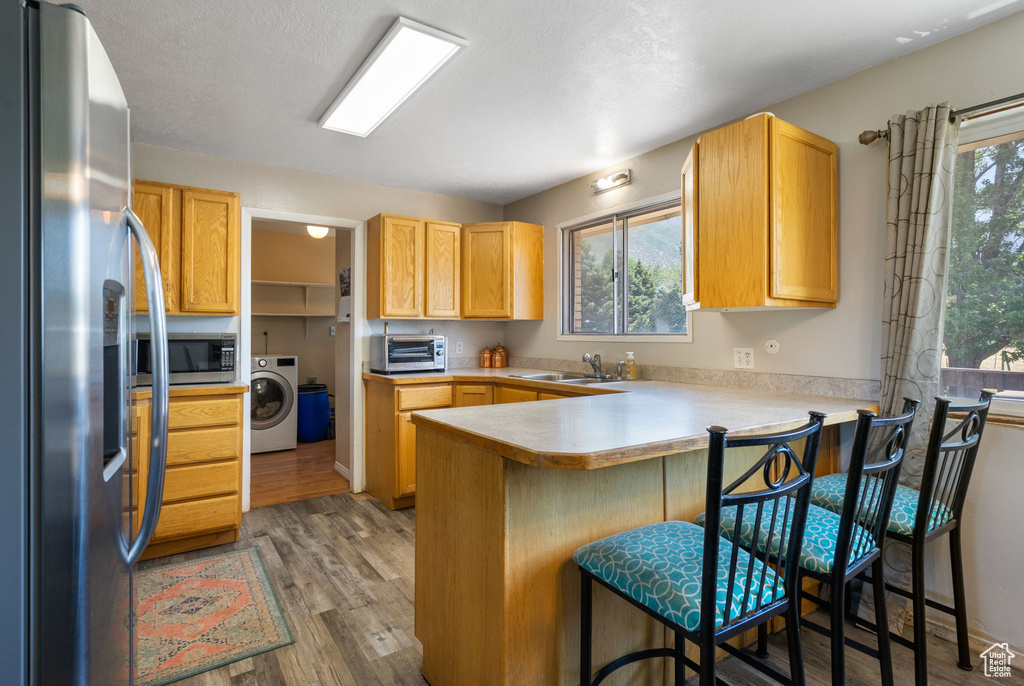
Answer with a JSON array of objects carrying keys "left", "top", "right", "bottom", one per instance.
[{"left": 78, "top": 0, "right": 1024, "bottom": 205}]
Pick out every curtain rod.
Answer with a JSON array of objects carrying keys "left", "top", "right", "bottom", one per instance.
[{"left": 858, "top": 90, "right": 1024, "bottom": 145}]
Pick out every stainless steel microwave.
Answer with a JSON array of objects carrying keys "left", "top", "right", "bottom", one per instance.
[
  {"left": 369, "top": 334, "right": 446, "bottom": 374},
  {"left": 134, "top": 333, "right": 236, "bottom": 385}
]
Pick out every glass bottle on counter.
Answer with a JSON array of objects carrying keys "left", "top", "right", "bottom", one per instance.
[{"left": 624, "top": 352, "right": 638, "bottom": 380}]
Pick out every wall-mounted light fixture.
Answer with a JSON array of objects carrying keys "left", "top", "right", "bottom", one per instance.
[
  {"left": 592, "top": 169, "right": 631, "bottom": 194},
  {"left": 319, "top": 17, "right": 467, "bottom": 137},
  {"left": 307, "top": 225, "right": 330, "bottom": 239}
]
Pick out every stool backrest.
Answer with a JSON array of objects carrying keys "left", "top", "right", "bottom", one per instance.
[
  {"left": 701, "top": 411, "right": 826, "bottom": 637},
  {"left": 837, "top": 398, "right": 919, "bottom": 574},
  {"left": 917, "top": 390, "right": 995, "bottom": 534}
]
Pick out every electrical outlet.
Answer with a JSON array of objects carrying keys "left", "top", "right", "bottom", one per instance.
[
  {"left": 734, "top": 348, "right": 754, "bottom": 369},
  {"left": 455, "top": 340, "right": 464, "bottom": 355},
  {"left": 764, "top": 339, "right": 780, "bottom": 355},
  {"left": 329, "top": 326, "right": 336, "bottom": 337}
]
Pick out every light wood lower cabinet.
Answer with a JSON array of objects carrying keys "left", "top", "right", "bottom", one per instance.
[
  {"left": 365, "top": 377, "right": 601, "bottom": 509},
  {"left": 454, "top": 384, "right": 493, "bottom": 407},
  {"left": 135, "top": 389, "right": 245, "bottom": 560},
  {"left": 496, "top": 385, "right": 538, "bottom": 404},
  {"left": 365, "top": 381, "right": 453, "bottom": 509}
]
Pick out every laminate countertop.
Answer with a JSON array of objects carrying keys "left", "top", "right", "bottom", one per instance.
[{"left": 395, "top": 367, "right": 876, "bottom": 470}]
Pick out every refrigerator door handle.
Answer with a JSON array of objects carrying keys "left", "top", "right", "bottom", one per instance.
[{"left": 125, "top": 207, "right": 169, "bottom": 565}]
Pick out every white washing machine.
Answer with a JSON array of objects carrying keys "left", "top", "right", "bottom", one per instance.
[{"left": 251, "top": 355, "right": 298, "bottom": 453}]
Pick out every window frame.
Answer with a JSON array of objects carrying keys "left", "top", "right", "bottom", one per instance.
[
  {"left": 557, "top": 191, "right": 692, "bottom": 343},
  {"left": 944, "top": 106, "right": 1024, "bottom": 419}
]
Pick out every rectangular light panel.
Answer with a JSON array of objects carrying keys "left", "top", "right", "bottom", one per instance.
[{"left": 319, "top": 17, "right": 467, "bottom": 137}]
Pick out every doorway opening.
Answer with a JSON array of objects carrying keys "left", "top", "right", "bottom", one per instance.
[{"left": 248, "top": 217, "right": 353, "bottom": 508}]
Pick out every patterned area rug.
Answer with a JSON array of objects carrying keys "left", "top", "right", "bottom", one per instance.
[{"left": 135, "top": 547, "right": 293, "bottom": 686}]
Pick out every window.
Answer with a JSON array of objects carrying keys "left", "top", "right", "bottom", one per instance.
[
  {"left": 561, "top": 199, "right": 688, "bottom": 338},
  {"left": 942, "top": 107, "right": 1024, "bottom": 410}
]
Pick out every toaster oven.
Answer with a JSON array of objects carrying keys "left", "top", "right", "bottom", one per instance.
[{"left": 369, "top": 334, "right": 446, "bottom": 374}]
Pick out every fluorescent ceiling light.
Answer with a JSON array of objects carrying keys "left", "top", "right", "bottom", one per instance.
[
  {"left": 319, "top": 17, "right": 467, "bottom": 137},
  {"left": 307, "top": 225, "right": 330, "bottom": 239}
]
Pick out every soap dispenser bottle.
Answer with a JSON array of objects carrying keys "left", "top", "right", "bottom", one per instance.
[{"left": 624, "top": 352, "right": 638, "bottom": 380}]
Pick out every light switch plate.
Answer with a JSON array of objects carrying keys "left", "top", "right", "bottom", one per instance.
[
  {"left": 330, "top": 326, "right": 336, "bottom": 337},
  {"left": 734, "top": 348, "right": 754, "bottom": 369}
]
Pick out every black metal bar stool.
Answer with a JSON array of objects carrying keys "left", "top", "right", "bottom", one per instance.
[
  {"left": 696, "top": 399, "right": 919, "bottom": 686},
  {"left": 573, "top": 412, "right": 825, "bottom": 686},
  {"left": 810, "top": 391, "right": 995, "bottom": 686}
]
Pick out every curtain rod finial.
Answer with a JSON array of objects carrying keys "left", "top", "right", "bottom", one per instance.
[{"left": 859, "top": 129, "right": 889, "bottom": 145}]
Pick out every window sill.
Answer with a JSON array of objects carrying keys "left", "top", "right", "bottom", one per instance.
[{"left": 557, "top": 333, "right": 693, "bottom": 343}]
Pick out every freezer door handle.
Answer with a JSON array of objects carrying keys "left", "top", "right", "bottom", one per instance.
[{"left": 125, "top": 207, "right": 169, "bottom": 565}]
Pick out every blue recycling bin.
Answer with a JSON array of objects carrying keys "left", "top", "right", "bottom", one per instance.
[{"left": 297, "top": 383, "right": 330, "bottom": 443}]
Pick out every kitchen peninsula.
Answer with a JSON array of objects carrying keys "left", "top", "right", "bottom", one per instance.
[{"left": 402, "top": 370, "right": 874, "bottom": 686}]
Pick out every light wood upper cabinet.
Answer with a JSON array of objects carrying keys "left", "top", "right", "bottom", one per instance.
[
  {"left": 367, "top": 214, "right": 542, "bottom": 320},
  {"left": 680, "top": 142, "right": 699, "bottom": 308},
  {"left": 132, "top": 182, "right": 178, "bottom": 313},
  {"left": 694, "top": 114, "right": 837, "bottom": 310},
  {"left": 180, "top": 189, "right": 241, "bottom": 314},
  {"left": 424, "top": 221, "right": 461, "bottom": 317},
  {"left": 132, "top": 180, "right": 241, "bottom": 316},
  {"left": 462, "top": 221, "right": 543, "bottom": 319}
]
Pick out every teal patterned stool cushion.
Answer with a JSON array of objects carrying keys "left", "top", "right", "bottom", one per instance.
[
  {"left": 695, "top": 502, "right": 875, "bottom": 575},
  {"left": 573, "top": 521, "right": 782, "bottom": 632},
  {"left": 809, "top": 473, "right": 954, "bottom": 537}
]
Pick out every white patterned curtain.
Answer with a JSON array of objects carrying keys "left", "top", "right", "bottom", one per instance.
[
  {"left": 876, "top": 103, "right": 960, "bottom": 629},
  {"left": 880, "top": 103, "right": 960, "bottom": 483}
]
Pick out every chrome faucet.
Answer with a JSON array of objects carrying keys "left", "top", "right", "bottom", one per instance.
[{"left": 582, "top": 353, "right": 611, "bottom": 379}]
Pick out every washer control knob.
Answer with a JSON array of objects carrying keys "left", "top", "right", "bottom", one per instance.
[{"left": 258, "top": 358, "right": 268, "bottom": 367}]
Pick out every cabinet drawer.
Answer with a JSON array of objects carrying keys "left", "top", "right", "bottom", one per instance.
[
  {"left": 152, "top": 493, "right": 239, "bottom": 542},
  {"left": 163, "top": 461, "right": 239, "bottom": 503},
  {"left": 166, "top": 425, "right": 241, "bottom": 466},
  {"left": 496, "top": 386, "right": 538, "bottom": 404},
  {"left": 397, "top": 384, "right": 452, "bottom": 411},
  {"left": 169, "top": 397, "right": 241, "bottom": 429}
]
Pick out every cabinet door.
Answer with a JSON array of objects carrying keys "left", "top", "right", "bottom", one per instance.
[
  {"left": 396, "top": 411, "right": 417, "bottom": 497},
  {"left": 769, "top": 118, "right": 838, "bottom": 303},
  {"left": 425, "top": 221, "right": 461, "bottom": 317},
  {"left": 496, "top": 385, "right": 537, "bottom": 404},
  {"left": 180, "top": 188, "right": 240, "bottom": 314},
  {"left": 454, "top": 384, "right": 493, "bottom": 407},
  {"left": 462, "top": 223, "right": 512, "bottom": 318},
  {"left": 697, "top": 115, "right": 770, "bottom": 309},
  {"left": 131, "top": 181, "right": 177, "bottom": 313},
  {"left": 680, "top": 143, "right": 699, "bottom": 308},
  {"left": 381, "top": 216, "right": 425, "bottom": 317}
]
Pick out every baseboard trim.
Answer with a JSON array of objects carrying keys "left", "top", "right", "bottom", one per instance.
[
  {"left": 919, "top": 612, "right": 1023, "bottom": 656},
  {"left": 333, "top": 461, "right": 351, "bottom": 481}
]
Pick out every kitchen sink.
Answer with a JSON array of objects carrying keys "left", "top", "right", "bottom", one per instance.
[
  {"left": 512, "top": 372, "right": 587, "bottom": 381},
  {"left": 560, "top": 376, "right": 621, "bottom": 385}
]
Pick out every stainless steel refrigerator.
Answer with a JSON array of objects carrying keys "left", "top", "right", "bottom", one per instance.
[{"left": 0, "top": 2, "right": 170, "bottom": 684}]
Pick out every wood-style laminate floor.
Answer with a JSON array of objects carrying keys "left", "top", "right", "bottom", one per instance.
[
  {"left": 250, "top": 439, "right": 351, "bottom": 509},
  {"left": 142, "top": 493, "right": 1023, "bottom": 686}
]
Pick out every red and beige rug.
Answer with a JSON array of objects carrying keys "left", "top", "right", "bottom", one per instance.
[{"left": 135, "top": 547, "right": 293, "bottom": 686}]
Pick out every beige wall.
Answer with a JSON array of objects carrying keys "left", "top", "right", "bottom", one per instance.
[
  {"left": 132, "top": 143, "right": 503, "bottom": 223},
  {"left": 251, "top": 226, "right": 336, "bottom": 284},
  {"left": 501, "top": 11, "right": 1024, "bottom": 650},
  {"left": 251, "top": 315, "right": 336, "bottom": 393},
  {"left": 502, "top": 11, "right": 1024, "bottom": 384}
]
